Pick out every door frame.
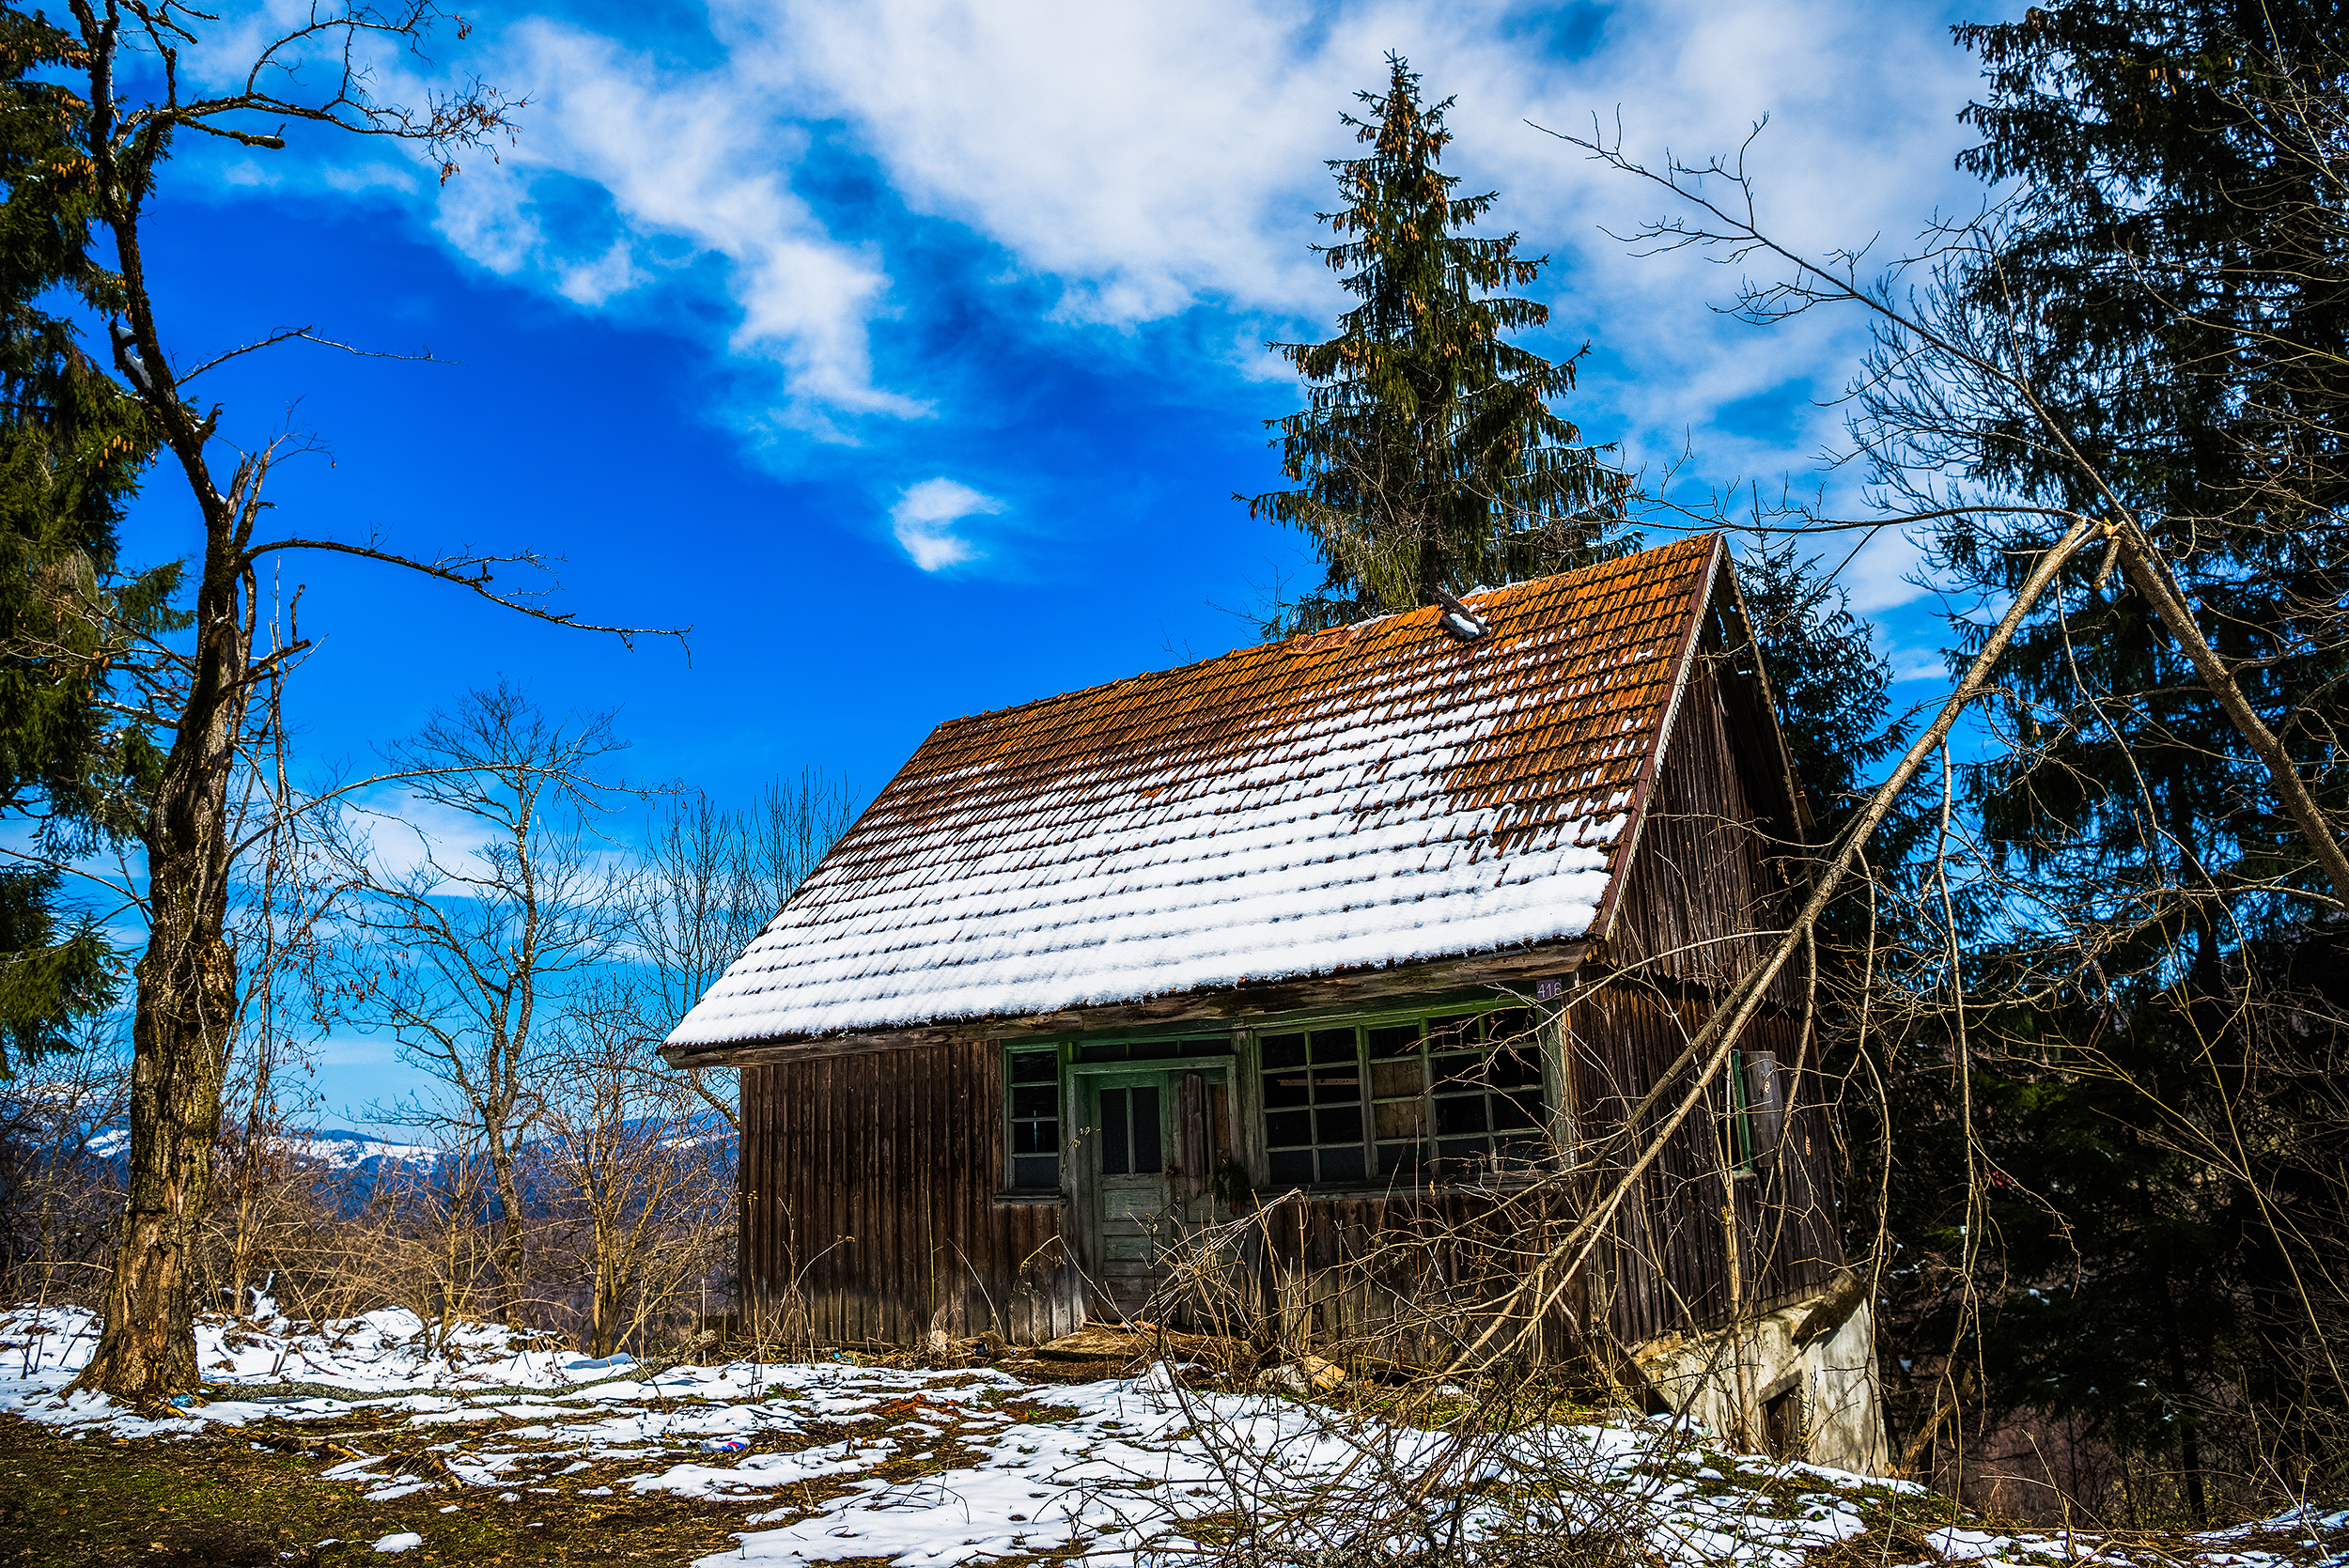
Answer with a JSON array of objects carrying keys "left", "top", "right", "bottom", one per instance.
[{"left": 1065, "top": 1057, "right": 1235, "bottom": 1290}]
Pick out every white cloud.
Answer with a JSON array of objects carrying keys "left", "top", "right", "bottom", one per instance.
[
  {"left": 427, "top": 20, "right": 927, "bottom": 432},
  {"left": 260, "top": 0, "right": 1987, "bottom": 593},
  {"left": 891, "top": 478, "right": 1007, "bottom": 571},
  {"left": 311, "top": 1032, "right": 398, "bottom": 1068},
  {"left": 554, "top": 239, "right": 646, "bottom": 306},
  {"left": 349, "top": 795, "right": 511, "bottom": 890},
  {"left": 713, "top": 0, "right": 1973, "bottom": 587},
  {"left": 396, "top": 3, "right": 1979, "bottom": 426},
  {"left": 321, "top": 162, "right": 420, "bottom": 194},
  {"left": 718, "top": 0, "right": 1348, "bottom": 324}
]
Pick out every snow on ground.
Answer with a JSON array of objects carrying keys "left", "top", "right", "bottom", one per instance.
[{"left": 2, "top": 1301, "right": 2343, "bottom": 1568}]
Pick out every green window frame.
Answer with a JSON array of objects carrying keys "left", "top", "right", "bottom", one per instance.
[
  {"left": 1729, "top": 1047, "right": 1787, "bottom": 1172},
  {"left": 1005, "top": 1046, "right": 1062, "bottom": 1190},
  {"left": 1258, "top": 1006, "right": 1548, "bottom": 1188}
]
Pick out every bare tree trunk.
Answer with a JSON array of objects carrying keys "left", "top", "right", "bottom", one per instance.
[
  {"left": 77, "top": 599, "right": 247, "bottom": 1397},
  {"left": 2116, "top": 538, "right": 2349, "bottom": 902},
  {"left": 593, "top": 1219, "right": 626, "bottom": 1358},
  {"left": 488, "top": 1135, "right": 528, "bottom": 1327}
]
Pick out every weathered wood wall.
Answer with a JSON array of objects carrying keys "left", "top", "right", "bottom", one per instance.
[
  {"left": 1602, "top": 653, "right": 1805, "bottom": 1007},
  {"left": 1238, "top": 988, "right": 1839, "bottom": 1358},
  {"left": 739, "top": 1041, "right": 1083, "bottom": 1346},
  {"left": 1565, "top": 990, "right": 1842, "bottom": 1343},
  {"left": 1572, "top": 643, "right": 1843, "bottom": 1342}
]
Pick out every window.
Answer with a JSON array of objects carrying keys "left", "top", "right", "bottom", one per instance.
[
  {"left": 1260, "top": 1027, "right": 1365, "bottom": 1185},
  {"left": 1006, "top": 1048, "right": 1061, "bottom": 1189},
  {"left": 1727, "top": 1046, "right": 1755, "bottom": 1170},
  {"left": 1259, "top": 1008, "right": 1548, "bottom": 1188},
  {"left": 1730, "top": 1047, "right": 1786, "bottom": 1171},
  {"left": 1096, "top": 1085, "right": 1163, "bottom": 1175}
]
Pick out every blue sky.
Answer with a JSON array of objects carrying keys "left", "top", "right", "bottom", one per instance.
[{"left": 106, "top": 0, "right": 1995, "bottom": 1124}]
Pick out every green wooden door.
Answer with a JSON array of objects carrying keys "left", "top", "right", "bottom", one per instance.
[{"left": 1088, "top": 1073, "right": 1173, "bottom": 1319}]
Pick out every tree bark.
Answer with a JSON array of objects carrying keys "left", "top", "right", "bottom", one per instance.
[
  {"left": 52, "top": 0, "right": 543, "bottom": 1400},
  {"left": 489, "top": 1137, "right": 527, "bottom": 1327},
  {"left": 73, "top": 583, "right": 248, "bottom": 1398}
]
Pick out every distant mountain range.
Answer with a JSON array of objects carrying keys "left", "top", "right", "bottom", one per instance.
[
  {"left": 70, "top": 1119, "right": 736, "bottom": 1199},
  {"left": 80, "top": 1126, "right": 449, "bottom": 1174}
]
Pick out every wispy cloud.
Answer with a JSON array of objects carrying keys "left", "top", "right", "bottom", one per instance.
[
  {"left": 891, "top": 478, "right": 1007, "bottom": 571},
  {"left": 381, "top": 3, "right": 1977, "bottom": 432}
]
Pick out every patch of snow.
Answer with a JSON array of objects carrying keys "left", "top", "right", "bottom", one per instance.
[{"left": 8, "top": 1297, "right": 2343, "bottom": 1568}]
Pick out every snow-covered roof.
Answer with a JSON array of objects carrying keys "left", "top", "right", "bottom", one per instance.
[{"left": 666, "top": 536, "right": 1724, "bottom": 1053}]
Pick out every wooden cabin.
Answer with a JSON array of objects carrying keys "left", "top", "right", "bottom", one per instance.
[{"left": 663, "top": 536, "right": 1888, "bottom": 1472}]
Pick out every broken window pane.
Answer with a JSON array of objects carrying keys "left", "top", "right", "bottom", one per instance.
[
  {"left": 1129, "top": 1086, "right": 1163, "bottom": 1173},
  {"left": 1099, "top": 1086, "right": 1130, "bottom": 1174},
  {"left": 1258, "top": 1006, "right": 1552, "bottom": 1189}
]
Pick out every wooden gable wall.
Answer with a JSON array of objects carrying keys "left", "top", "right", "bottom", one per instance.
[
  {"left": 1599, "top": 646, "right": 1807, "bottom": 1005},
  {"left": 1565, "top": 637, "right": 1844, "bottom": 1342}
]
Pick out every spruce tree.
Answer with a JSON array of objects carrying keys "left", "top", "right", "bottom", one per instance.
[
  {"left": 1247, "top": 55, "right": 1626, "bottom": 633},
  {"left": 1865, "top": 2, "right": 2349, "bottom": 1514},
  {"left": 0, "top": 9, "right": 171, "bottom": 1073},
  {"left": 1946, "top": 0, "right": 2349, "bottom": 917}
]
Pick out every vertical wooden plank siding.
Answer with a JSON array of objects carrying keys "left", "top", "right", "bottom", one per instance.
[
  {"left": 739, "top": 1041, "right": 1078, "bottom": 1347},
  {"left": 1605, "top": 657, "right": 1804, "bottom": 1009},
  {"left": 1561, "top": 989, "right": 1840, "bottom": 1345}
]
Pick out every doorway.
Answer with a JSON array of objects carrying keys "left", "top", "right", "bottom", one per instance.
[
  {"left": 1076, "top": 1063, "right": 1229, "bottom": 1320},
  {"left": 1091, "top": 1077, "right": 1167, "bottom": 1316}
]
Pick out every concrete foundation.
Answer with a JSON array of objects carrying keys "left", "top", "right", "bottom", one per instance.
[{"left": 1627, "top": 1280, "right": 1890, "bottom": 1476}]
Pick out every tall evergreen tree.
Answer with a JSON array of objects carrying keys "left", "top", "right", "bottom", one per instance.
[
  {"left": 1947, "top": 0, "right": 2349, "bottom": 922},
  {"left": 1940, "top": 0, "right": 2349, "bottom": 950},
  {"left": 1735, "top": 536, "right": 1905, "bottom": 829},
  {"left": 1247, "top": 55, "right": 1627, "bottom": 633},
  {"left": 1853, "top": 1, "right": 2349, "bottom": 1515},
  {"left": 0, "top": 9, "right": 171, "bottom": 1073}
]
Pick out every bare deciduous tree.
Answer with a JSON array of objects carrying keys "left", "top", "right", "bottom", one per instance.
[
  {"left": 43, "top": 2, "right": 679, "bottom": 1401},
  {"left": 631, "top": 771, "right": 858, "bottom": 1131},
  {"left": 329, "top": 684, "right": 639, "bottom": 1327},
  {"left": 537, "top": 978, "right": 732, "bottom": 1358}
]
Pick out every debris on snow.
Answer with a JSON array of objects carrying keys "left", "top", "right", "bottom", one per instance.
[{"left": 1255, "top": 1355, "right": 1346, "bottom": 1396}]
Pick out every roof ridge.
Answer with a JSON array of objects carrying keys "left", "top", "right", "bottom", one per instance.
[{"left": 936, "top": 535, "right": 1717, "bottom": 734}]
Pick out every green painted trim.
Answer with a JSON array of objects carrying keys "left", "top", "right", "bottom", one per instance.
[
  {"left": 1001, "top": 1038, "right": 1068, "bottom": 1195},
  {"left": 1000, "top": 978, "right": 1569, "bottom": 1049},
  {"left": 1237, "top": 988, "right": 1555, "bottom": 1038},
  {"left": 1067, "top": 1056, "right": 1236, "bottom": 1079}
]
